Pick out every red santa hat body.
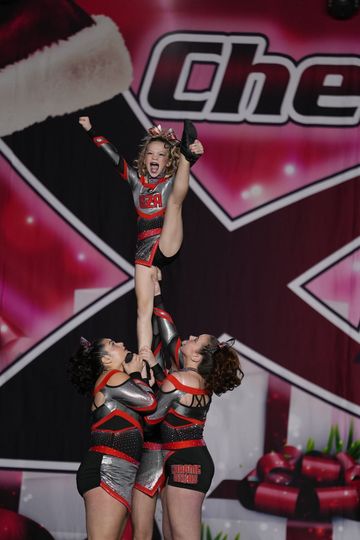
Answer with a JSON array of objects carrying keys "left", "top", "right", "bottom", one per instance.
[{"left": 0, "top": 0, "right": 133, "bottom": 136}]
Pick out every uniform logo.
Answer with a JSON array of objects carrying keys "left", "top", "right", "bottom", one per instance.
[
  {"left": 171, "top": 464, "right": 201, "bottom": 484},
  {"left": 139, "top": 193, "right": 163, "bottom": 209}
]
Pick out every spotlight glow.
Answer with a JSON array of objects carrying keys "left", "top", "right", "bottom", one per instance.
[
  {"left": 284, "top": 164, "right": 296, "bottom": 176},
  {"left": 250, "top": 184, "right": 263, "bottom": 196}
]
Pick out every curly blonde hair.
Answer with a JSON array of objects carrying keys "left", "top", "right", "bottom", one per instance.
[{"left": 133, "top": 136, "right": 180, "bottom": 178}]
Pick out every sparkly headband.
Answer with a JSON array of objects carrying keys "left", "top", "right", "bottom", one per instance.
[
  {"left": 148, "top": 124, "right": 179, "bottom": 143},
  {"left": 80, "top": 336, "right": 92, "bottom": 349}
]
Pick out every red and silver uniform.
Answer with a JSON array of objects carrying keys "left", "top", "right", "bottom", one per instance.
[
  {"left": 144, "top": 294, "right": 215, "bottom": 493},
  {"left": 76, "top": 370, "right": 156, "bottom": 510},
  {"left": 152, "top": 293, "right": 184, "bottom": 372},
  {"left": 133, "top": 294, "right": 184, "bottom": 495},
  {"left": 145, "top": 372, "right": 214, "bottom": 493},
  {"left": 145, "top": 373, "right": 210, "bottom": 451},
  {"left": 132, "top": 305, "right": 168, "bottom": 496},
  {"left": 90, "top": 131, "right": 175, "bottom": 267}
]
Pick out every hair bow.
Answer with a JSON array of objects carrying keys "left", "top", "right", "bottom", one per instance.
[
  {"left": 218, "top": 338, "right": 235, "bottom": 349},
  {"left": 148, "top": 124, "right": 178, "bottom": 142},
  {"left": 80, "top": 336, "right": 92, "bottom": 349},
  {"left": 208, "top": 337, "right": 235, "bottom": 355}
]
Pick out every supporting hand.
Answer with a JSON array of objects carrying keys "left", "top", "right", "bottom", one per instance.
[
  {"left": 189, "top": 139, "right": 204, "bottom": 157},
  {"left": 124, "top": 353, "right": 144, "bottom": 375},
  {"left": 180, "top": 120, "right": 203, "bottom": 165},
  {"left": 139, "top": 346, "right": 157, "bottom": 367}
]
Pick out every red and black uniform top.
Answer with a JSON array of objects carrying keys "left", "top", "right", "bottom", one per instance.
[
  {"left": 90, "top": 370, "right": 157, "bottom": 465},
  {"left": 146, "top": 294, "right": 211, "bottom": 450}
]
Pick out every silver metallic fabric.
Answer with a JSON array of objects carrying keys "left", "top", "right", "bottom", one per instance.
[
  {"left": 146, "top": 388, "right": 183, "bottom": 423},
  {"left": 100, "top": 378, "right": 156, "bottom": 414},
  {"left": 100, "top": 454, "right": 138, "bottom": 510},
  {"left": 135, "top": 445, "right": 166, "bottom": 495}
]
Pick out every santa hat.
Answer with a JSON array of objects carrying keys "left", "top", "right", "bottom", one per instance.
[{"left": 0, "top": 0, "right": 133, "bottom": 136}]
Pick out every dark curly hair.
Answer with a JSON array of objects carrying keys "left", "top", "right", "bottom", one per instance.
[
  {"left": 133, "top": 136, "right": 180, "bottom": 178},
  {"left": 68, "top": 339, "right": 107, "bottom": 395},
  {"left": 197, "top": 336, "right": 244, "bottom": 396}
]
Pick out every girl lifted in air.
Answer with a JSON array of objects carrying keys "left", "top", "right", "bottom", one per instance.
[{"left": 79, "top": 116, "right": 204, "bottom": 353}]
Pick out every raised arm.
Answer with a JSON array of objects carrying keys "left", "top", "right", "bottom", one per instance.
[
  {"left": 145, "top": 374, "right": 181, "bottom": 424},
  {"left": 101, "top": 361, "right": 157, "bottom": 414},
  {"left": 79, "top": 116, "right": 133, "bottom": 183},
  {"left": 153, "top": 286, "right": 184, "bottom": 371},
  {"left": 119, "top": 377, "right": 157, "bottom": 414},
  {"left": 149, "top": 307, "right": 168, "bottom": 377}
]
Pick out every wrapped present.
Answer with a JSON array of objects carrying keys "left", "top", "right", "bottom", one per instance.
[{"left": 239, "top": 434, "right": 360, "bottom": 520}]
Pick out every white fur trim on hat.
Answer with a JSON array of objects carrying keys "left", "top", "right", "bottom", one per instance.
[{"left": 0, "top": 15, "right": 133, "bottom": 136}]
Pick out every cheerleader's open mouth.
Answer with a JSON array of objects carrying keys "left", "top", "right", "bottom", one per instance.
[{"left": 149, "top": 161, "right": 160, "bottom": 175}]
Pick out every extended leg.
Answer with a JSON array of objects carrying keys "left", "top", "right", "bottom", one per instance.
[
  {"left": 159, "top": 121, "right": 203, "bottom": 257},
  {"left": 180, "top": 120, "right": 199, "bottom": 166},
  {"left": 158, "top": 190, "right": 184, "bottom": 258}
]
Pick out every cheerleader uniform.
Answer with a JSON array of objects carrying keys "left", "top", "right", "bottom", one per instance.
[
  {"left": 146, "top": 373, "right": 214, "bottom": 493},
  {"left": 144, "top": 293, "right": 214, "bottom": 493},
  {"left": 77, "top": 370, "right": 156, "bottom": 510},
  {"left": 88, "top": 129, "right": 178, "bottom": 268}
]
